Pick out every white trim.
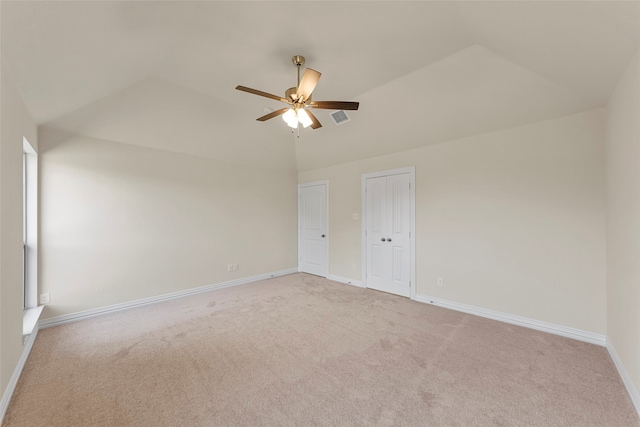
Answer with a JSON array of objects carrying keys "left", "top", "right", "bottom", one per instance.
[
  {"left": 327, "top": 274, "right": 364, "bottom": 288},
  {"left": 298, "top": 181, "right": 329, "bottom": 278},
  {"left": 361, "top": 166, "right": 416, "bottom": 299},
  {"left": 1, "top": 323, "right": 41, "bottom": 424},
  {"left": 606, "top": 338, "right": 640, "bottom": 416},
  {"left": 23, "top": 305, "right": 44, "bottom": 336},
  {"left": 40, "top": 268, "right": 297, "bottom": 329},
  {"left": 415, "top": 294, "right": 606, "bottom": 346}
]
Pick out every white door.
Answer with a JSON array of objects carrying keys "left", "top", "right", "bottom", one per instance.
[
  {"left": 365, "top": 173, "right": 411, "bottom": 297},
  {"left": 299, "top": 182, "right": 328, "bottom": 277}
]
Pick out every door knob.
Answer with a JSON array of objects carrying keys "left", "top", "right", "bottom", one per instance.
[
  {"left": 381, "top": 238, "right": 386, "bottom": 242},
  {"left": 321, "top": 234, "right": 326, "bottom": 238},
  {"left": 387, "top": 238, "right": 392, "bottom": 242}
]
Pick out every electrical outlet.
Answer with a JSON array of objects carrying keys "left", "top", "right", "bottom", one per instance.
[
  {"left": 40, "top": 293, "right": 50, "bottom": 304},
  {"left": 233, "top": 264, "right": 238, "bottom": 271},
  {"left": 437, "top": 277, "right": 444, "bottom": 287},
  {"left": 352, "top": 213, "right": 359, "bottom": 220},
  {"left": 227, "top": 264, "right": 233, "bottom": 272}
]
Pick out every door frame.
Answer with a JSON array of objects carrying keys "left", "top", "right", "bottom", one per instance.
[
  {"left": 298, "top": 180, "right": 329, "bottom": 277},
  {"left": 361, "top": 167, "right": 416, "bottom": 299}
]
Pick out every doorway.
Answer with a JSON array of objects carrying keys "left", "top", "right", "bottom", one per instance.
[
  {"left": 362, "top": 167, "right": 415, "bottom": 298},
  {"left": 298, "top": 181, "right": 328, "bottom": 277}
]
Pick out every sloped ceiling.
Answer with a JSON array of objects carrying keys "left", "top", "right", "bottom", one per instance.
[{"left": 2, "top": 1, "right": 639, "bottom": 171}]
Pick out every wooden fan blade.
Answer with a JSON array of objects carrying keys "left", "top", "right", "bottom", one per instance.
[
  {"left": 296, "top": 68, "right": 321, "bottom": 101},
  {"left": 236, "top": 86, "right": 289, "bottom": 103},
  {"left": 257, "top": 107, "right": 290, "bottom": 121},
  {"left": 305, "top": 109, "right": 322, "bottom": 129},
  {"left": 309, "top": 101, "right": 359, "bottom": 110}
]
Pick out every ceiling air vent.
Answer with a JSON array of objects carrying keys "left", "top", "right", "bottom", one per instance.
[{"left": 330, "top": 110, "right": 351, "bottom": 125}]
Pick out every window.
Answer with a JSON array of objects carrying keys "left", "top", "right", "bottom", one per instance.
[
  {"left": 23, "top": 149, "right": 27, "bottom": 308},
  {"left": 23, "top": 137, "right": 40, "bottom": 335}
]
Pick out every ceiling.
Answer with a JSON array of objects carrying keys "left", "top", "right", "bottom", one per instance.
[{"left": 2, "top": 1, "right": 639, "bottom": 171}]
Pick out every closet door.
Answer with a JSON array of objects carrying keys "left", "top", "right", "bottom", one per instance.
[{"left": 365, "top": 173, "right": 411, "bottom": 297}]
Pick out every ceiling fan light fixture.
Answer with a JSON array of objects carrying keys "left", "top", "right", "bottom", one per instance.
[
  {"left": 297, "top": 109, "right": 313, "bottom": 128},
  {"left": 282, "top": 108, "right": 298, "bottom": 128}
]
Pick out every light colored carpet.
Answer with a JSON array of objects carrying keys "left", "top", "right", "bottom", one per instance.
[{"left": 3, "top": 273, "right": 638, "bottom": 426}]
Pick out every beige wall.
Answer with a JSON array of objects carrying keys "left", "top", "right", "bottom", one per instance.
[
  {"left": 300, "top": 109, "right": 607, "bottom": 334},
  {"left": 0, "top": 65, "right": 38, "bottom": 395},
  {"left": 38, "top": 130, "right": 298, "bottom": 318},
  {"left": 605, "top": 49, "right": 640, "bottom": 402}
]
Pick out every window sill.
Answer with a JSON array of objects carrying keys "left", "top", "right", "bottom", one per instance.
[{"left": 23, "top": 306, "right": 44, "bottom": 337}]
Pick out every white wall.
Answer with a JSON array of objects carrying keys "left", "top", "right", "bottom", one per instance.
[
  {"left": 299, "top": 109, "right": 607, "bottom": 334},
  {"left": 605, "top": 48, "right": 640, "bottom": 405},
  {"left": 0, "top": 65, "right": 38, "bottom": 395},
  {"left": 38, "top": 129, "right": 298, "bottom": 317}
]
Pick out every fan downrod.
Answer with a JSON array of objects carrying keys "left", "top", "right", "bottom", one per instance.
[{"left": 291, "top": 55, "right": 306, "bottom": 95}]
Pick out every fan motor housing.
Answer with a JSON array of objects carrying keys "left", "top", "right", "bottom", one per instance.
[{"left": 285, "top": 86, "right": 311, "bottom": 103}]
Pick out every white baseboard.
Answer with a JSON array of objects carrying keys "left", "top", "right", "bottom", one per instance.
[
  {"left": 606, "top": 338, "right": 640, "bottom": 416},
  {"left": 327, "top": 274, "right": 363, "bottom": 288},
  {"left": 0, "top": 324, "right": 41, "bottom": 424},
  {"left": 415, "top": 294, "right": 606, "bottom": 346},
  {"left": 40, "top": 268, "right": 298, "bottom": 329}
]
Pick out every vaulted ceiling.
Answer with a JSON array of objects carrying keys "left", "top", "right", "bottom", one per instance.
[{"left": 2, "top": 1, "right": 639, "bottom": 171}]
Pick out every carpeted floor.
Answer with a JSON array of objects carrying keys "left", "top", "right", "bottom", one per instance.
[{"left": 3, "top": 273, "right": 639, "bottom": 426}]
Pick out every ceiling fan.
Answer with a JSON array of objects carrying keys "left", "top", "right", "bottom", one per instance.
[{"left": 236, "top": 55, "right": 359, "bottom": 130}]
